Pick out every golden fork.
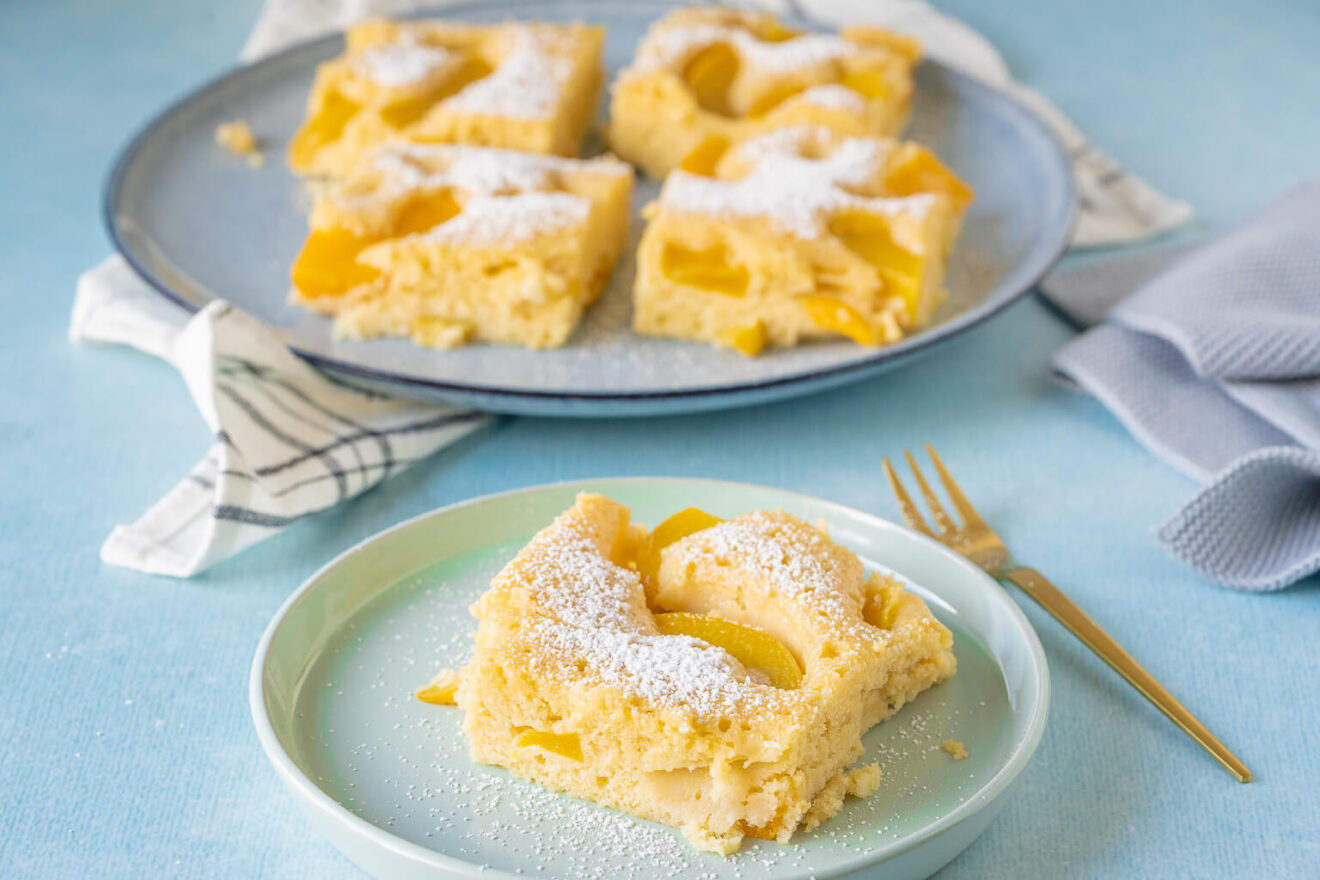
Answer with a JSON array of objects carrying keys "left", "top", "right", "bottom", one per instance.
[{"left": 883, "top": 444, "right": 1251, "bottom": 783}]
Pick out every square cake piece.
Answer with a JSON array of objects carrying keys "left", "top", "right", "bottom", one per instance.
[
  {"left": 290, "top": 144, "right": 633, "bottom": 349},
  {"left": 455, "top": 493, "right": 956, "bottom": 854},
  {"left": 288, "top": 18, "right": 605, "bottom": 177},
  {"left": 608, "top": 6, "right": 921, "bottom": 179},
  {"left": 633, "top": 125, "right": 972, "bottom": 355}
]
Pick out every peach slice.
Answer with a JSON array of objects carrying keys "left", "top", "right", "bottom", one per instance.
[
  {"left": 840, "top": 27, "right": 922, "bottom": 62},
  {"left": 863, "top": 580, "right": 904, "bottom": 630},
  {"left": 379, "top": 56, "right": 494, "bottom": 128},
  {"left": 746, "top": 82, "right": 806, "bottom": 118},
  {"left": 678, "top": 135, "right": 731, "bottom": 176},
  {"left": 288, "top": 90, "right": 360, "bottom": 169},
  {"left": 392, "top": 189, "right": 462, "bottom": 236},
  {"left": 290, "top": 228, "right": 382, "bottom": 300},
  {"left": 756, "top": 21, "right": 802, "bottom": 43},
  {"left": 660, "top": 243, "right": 750, "bottom": 296},
  {"left": 828, "top": 212, "right": 924, "bottom": 315},
  {"left": 839, "top": 69, "right": 890, "bottom": 101},
  {"left": 884, "top": 145, "right": 974, "bottom": 215},
  {"left": 514, "top": 727, "right": 583, "bottom": 762},
  {"left": 716, "top": 322, "right": 768, "bottom": 357},
  {"left": 637, "top": 507, "right": 723, "bottom": 580},
  {"left": 684, "top": 43, "right": 740, "bottom": 117},
  {"left": 800, "top": 295, "right": 880, "bottom": 346},
  {"left": 414, "top": 668, "right": 460, "bottom": 705},
  {"left": 654, "top": 612, "right": 803, "bottom": 690}
]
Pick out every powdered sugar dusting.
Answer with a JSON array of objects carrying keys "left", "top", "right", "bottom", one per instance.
[
  {"left": 356, "top": 34, "right": 458, "bottom": 87},
  {"left": 633, "top": 24, "right": 852, "bottom": 76},
  {"left": 424, "top": 191, "right": 589, "bottom": 245},
  {"left": 671, "top": 512, "right": 865, "bottom": 628},
  {"left": 796, "top": 83, "right": 868, "bottom": 112},
  {"left": 740, "top": 33, "right": 853, "bottom": 73},
  {"left": 657, "top": 127, "right": 931, "bottom": 239},
  {"left": 333, "top": 145, "right": 628, "bottom": 245},
  {"left": 445, "top": 25, "right": 575, "bottom": 120},
  {"left": 375, "top": 144, "right": 628, "bottom": 197},
  {"left": 503, "top": 506, "right": 784, "bottom": 720}
]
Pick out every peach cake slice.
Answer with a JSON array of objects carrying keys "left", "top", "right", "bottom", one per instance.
[
  {"left": 289, "top": 144, "right": 633, "bottom": 349},
  {"left": 633, "top": 124, "right": 972, "bottom": 355},
  {"left": 289, "top": 18, "right": 605, "bottom": 177},
  {"left": 608, "top": 6, "right": 921, "bottom": 179},
  {"left": 444, "top": 493, "right": 955, "bottom": 854}
]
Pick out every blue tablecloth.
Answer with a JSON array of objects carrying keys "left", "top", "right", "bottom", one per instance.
[{"left": 2, "top": 0, "right": 1318, "bottom": 876}]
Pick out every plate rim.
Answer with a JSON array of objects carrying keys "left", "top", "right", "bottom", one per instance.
[
  {"left": 103, "top": 0, "right": 1076, "bottom": 405},
  {"left": 249, "top": 475, "right": 1051, "bottom": 879}
]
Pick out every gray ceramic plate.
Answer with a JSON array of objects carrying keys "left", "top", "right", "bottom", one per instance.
[
  {"left": 251, "top": 478, "right": 1050, "bottom": 879},
  {"left": 107, "top": 0, "right": 1074, "bottom": 417}
]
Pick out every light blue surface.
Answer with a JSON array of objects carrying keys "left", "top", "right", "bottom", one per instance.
[{"left": 1, "top": 0, "right": 1318, "bottom": 877}]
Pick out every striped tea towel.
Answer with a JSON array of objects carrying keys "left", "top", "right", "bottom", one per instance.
[
  {"left": 1045, "top": 180, "right": 1320, "bottom": 590},
  {"left": 77, "top": 0, "right": 1194, "bottom": 577},
  {"left": 70, "top": 257, "right": 489, "bottom": 577},
  {"left": 243, "top": 0, "right": 1193, "bottom": 247}
]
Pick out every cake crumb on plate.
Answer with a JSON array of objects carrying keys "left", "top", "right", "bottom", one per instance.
[
  {"left": 214, "top": 119, "right": 263, "bottom": 167},
  {"left": 940, "top": 739, "right": 968, "bottom": 760}
]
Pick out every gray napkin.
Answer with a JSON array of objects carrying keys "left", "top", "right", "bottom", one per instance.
[{"left": 1044, "top": 179, "right": 1320, "bottom": 591}]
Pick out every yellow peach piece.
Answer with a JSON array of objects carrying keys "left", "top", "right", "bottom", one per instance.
[
  {"left": 659, "top": 244, "right": 749, "bottom": 296},
  {"left": 800, "top": 296, "right": 880, "bottom": 346},
  {"left": 290, "top": 228, "right": 382, "bottom": 300},
  {"left": 863, "top": 580, "right": 904, "bottom": 630},
  {"left": 514, "top": 728, "right": 583, "bottom": 762},
  {"left": 678, "top": 135, "right": 731, "bottom": 176},
  {"left": 716, "top": 322, "right": 768, "bottom": 357},
  {"left": 885, "top": 146, "right": 975, "bottom": 215},
  {"left": 838, "top": 69, "right": 891, "bottom": 101},
  {"left": 288, "top": 90, "right": 360, "bottom": 170},
  {"left": 415, "top": 668, "right": 460, "bottom": 705},
  {"left": 392, "top": 189, "right": 462, "bottom": 236},
  {"left": 828, "top": 212, "right": 924, "bottom": 314},
  {"left": 638, "top": 507, "right": 723, "bottom": 580},
  {"left": 683, "top": 42, "right": 740, "bottom": 117},
  {"left": 655, "top": 612, "right": 803, "bottom": 690}
]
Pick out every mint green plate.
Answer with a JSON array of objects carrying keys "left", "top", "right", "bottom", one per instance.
[{"left": 251, "top": 478, "right": 1049, "bottom": 879}]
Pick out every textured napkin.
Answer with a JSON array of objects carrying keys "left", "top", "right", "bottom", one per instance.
[
  {"left": 77, "top": 0, "right": 1194, "bottom": 577},
  {"left": 1046, "top": 180, "right": 1320, "bottom": 590},
  {"left": 71, "top": 259, "right": 488, "bottom": 577}
]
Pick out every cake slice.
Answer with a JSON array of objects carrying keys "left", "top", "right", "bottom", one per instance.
[
  {"left": 633, "top": 125, "right": 971, "bottom": 355},
  {"left": 608, "top": 6, "right": 921, "bottom": 178},
  {"left": 454, "top": 493, "right": 956, "bottom": 854},
  {"left": 290, "top": 144, "right": 633, "bottom": 349},
  {"left": 289, "top": 18, "right": 605, "bottom": 177}
]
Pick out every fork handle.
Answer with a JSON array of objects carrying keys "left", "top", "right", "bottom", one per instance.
[{"left": 1002, "top": 566, "right": 1251, "bottom": 783}]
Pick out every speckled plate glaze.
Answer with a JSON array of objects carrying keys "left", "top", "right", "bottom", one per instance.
[
  {"left": 251, "top": 478, "right": 1049, "bottom": 879},
  {"left": 106, "top": 0, "right": 1073, "bottom": 418}
]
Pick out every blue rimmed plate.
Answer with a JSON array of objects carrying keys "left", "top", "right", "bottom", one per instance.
[
  {"left": 251, "top": 477, "right": 1049, "bottom": 879},
  {"left": 106, "top": 0, "right": 1073, "bottom": 416}
]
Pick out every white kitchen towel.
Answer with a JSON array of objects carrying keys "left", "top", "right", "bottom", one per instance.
[
  {"left": 1045, "top": 180, "right": 1320, "bottom": 590},
  {"left": 242, "top": 0, "right": 1193, "bottom": 247},
  {"left": 71, "top": 257, "right": 489, "bottom": 577}
]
